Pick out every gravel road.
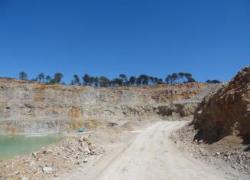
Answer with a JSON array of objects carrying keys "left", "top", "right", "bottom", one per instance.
[{"left": 59, "top": 121, "right": 245, "bottom": 180}]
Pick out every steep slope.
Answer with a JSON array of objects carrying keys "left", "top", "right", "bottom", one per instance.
[
  {"left": 0, "top": 79, "right": 208, "bottom": 134},
  {"left": 193, "top": 66, "right": 250, "bottom": 143}
]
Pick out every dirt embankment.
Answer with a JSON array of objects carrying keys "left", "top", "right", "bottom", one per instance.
[{"left": 193, "top": 66, "right": 250, "bottom": 143}]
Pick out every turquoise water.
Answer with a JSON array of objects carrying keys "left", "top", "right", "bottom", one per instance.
[{"left": 0, "top": 134, "right": 61, "bottom": 160}]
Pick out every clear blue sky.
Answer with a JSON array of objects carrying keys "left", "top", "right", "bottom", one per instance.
[{"left": 0, "top": 0, "right": 249, "bottom": 82}]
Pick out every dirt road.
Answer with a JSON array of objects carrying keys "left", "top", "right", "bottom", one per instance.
[{"left": 60, "top": 121, "right": 244, "bottom": 180}]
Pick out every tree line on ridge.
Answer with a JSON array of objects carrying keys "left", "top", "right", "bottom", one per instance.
[{"left": 18, "top": 71, "right": 221, "bottom": 87}]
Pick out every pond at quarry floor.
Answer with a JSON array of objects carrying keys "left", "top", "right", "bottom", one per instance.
[{"left": 0, "top": 134, "right": 62, "bottom": 160}]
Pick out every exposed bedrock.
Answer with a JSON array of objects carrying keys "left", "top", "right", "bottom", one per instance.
[
  {"left": 0, "top": 79, "right": 209, "bottom": 134},
  {"left": 193, "top": 66, "right": 250, "bottom": 143}
]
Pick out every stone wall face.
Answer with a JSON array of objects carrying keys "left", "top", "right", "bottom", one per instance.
[{"left": 0, "top": 79, "right": 207, "bottom": 134}]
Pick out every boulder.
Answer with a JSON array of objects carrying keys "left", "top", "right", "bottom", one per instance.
[{"left": 42, "top": 167, "right": 54, "bottom": 174}]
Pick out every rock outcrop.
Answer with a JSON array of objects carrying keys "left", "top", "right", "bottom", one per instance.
[
  {"left": 193, "top": 66, "right": 250, "bottom": 143},
  {"left": 0, "top": 79, "right": 208, "bottom": 134}
]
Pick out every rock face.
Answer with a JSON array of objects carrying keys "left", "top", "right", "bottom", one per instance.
[
  {"left": 193, "top": 66, "right": 250, "bottom": 143},
  {"left": 156, "top": 102, "right": 198, "bottom": 117},
  {"left": 0, "top": 78, "right": 208, "bottom": 134}
]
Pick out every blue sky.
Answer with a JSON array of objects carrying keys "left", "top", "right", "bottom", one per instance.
[{"left": 0, "top": 0, "right": 249, "bottom": 82}]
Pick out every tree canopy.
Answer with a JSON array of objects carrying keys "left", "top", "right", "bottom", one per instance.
[
  {"left": 16, "top": 71, "right": 220, "bottom": 87},
  {"left": 19, "top": 72, "right": 28, "bottom": 81}
]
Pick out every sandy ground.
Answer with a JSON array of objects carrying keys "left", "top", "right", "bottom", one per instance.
[{"left": 57, "top": 121, "right": 248, "bottom": 180}]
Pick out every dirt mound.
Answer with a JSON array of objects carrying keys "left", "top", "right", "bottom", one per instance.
[
  {"left": 0, "top": 136, "right": 103, "bottom": 180},
  {"left": 193, "top": 66, "right": 250, "bottom": 143}
]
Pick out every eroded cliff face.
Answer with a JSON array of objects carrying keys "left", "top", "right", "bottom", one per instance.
[
  {"left": 193, "top": 66, "right": 250, "bottom": 143},
  {"left": 0, "top": 79, "right": 207, "bottom": 134}
]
